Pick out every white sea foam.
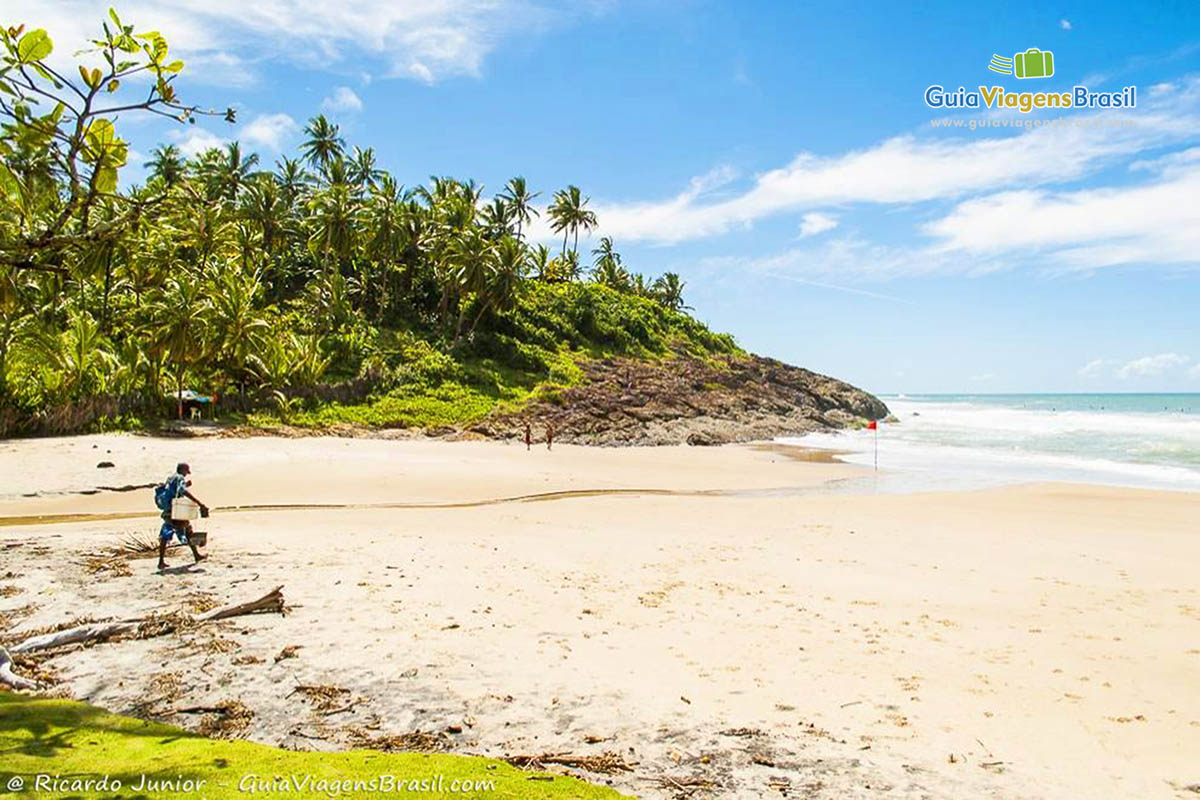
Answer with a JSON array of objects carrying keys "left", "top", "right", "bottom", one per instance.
[{"left": 780, "top": 395, "right": 1200, "bottom": 493}]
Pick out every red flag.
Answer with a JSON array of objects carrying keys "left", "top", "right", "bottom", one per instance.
[{"left": 866, "top": 419, "right": 878, "bottom": 430}]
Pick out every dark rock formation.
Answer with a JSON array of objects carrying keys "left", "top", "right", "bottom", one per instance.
[{"left": 475, "top": 354, "right": 889, "bottom": 447}]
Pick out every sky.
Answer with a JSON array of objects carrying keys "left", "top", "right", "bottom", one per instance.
[{"left": 10, "top": 1, "right": 1200, "bottom": 393}]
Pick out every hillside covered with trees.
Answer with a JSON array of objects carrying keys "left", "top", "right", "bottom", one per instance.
[{"left": 0, "top": 11, "right": 884, "bottom": 441}]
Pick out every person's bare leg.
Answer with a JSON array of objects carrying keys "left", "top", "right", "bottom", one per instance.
[
  {"left": 157, "top": 536, "right": 168, "bottom": 570},
  {"left": 182, "top": 523, "right": 206, "bottom": 562}
]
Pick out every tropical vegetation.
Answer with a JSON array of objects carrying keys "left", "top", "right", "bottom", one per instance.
[{"left": 0, "top": 12, "right": 734, "bottom": 437}]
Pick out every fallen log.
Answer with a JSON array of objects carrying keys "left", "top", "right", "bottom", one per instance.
[
  {"left": 10, "top": 587, "right": 286, "bottom": 655},
  {"left": 0, "top": 646, "right": 38, "bottom": 690},
  {"left": 11, "top": 621, "right": 138, "bottom": 654}
]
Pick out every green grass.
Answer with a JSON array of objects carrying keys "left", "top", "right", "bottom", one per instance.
[{"left": 0, "top": 693, "right": 628, "bottom": 799}]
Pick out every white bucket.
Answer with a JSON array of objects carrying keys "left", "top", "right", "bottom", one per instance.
[{"left": 171, "top": 496, "right": 200, "bottom": 521}]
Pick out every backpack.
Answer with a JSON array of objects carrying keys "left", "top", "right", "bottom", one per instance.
[{"left": 154, "top": 482, "right": 173, "bottom": 511}]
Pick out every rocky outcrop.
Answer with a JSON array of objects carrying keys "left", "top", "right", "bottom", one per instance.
[{"left": 475, "top": 353, "right": 889, "bottom": 447}]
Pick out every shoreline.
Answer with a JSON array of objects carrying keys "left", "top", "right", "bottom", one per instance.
[{"left": 1, "top": 434, "right": 1198, "bottom": 798}]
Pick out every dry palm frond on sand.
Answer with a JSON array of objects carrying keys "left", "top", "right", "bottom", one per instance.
[
  {"left": 503, "top": 751, "right": 635, "bottom": 775},
  {"left": 652, "top": 774, "right": 716, "bottom": 797},
  {"left": 349, "top": 728, "right": 450, "bottom": 753},
  {"left": 176, "top": 700, "right": 256, "bottom": 739},
  {"left": 289, "top": 683, "right": 350, "bottom": 712}
]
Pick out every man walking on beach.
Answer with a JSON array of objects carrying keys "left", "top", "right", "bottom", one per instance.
[
  {"left": 546, "top": 423, "right": 554, "bottom": 451},
  {"left": 157, "top": 462, "right": 208, "bottom": 571},
  {"left": 524, "top": 421, "right": 532, "bottom": 451}
]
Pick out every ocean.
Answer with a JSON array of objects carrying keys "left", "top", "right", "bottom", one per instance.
[{"left": 779, "top": 393, "right": 1200, "bottom": 492}]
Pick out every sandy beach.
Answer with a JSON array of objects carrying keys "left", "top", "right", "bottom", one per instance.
[{"left": 1, "top": 434, "right": 1197, "bottom": 798}]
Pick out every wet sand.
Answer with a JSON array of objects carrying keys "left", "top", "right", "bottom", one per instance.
[{"left": 1, "top": 434, "right": 1197, "bottom": 798}]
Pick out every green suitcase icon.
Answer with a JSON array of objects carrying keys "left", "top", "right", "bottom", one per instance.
[{"left": 1014, "top": 48, "right": 1054, "bottom": 79}]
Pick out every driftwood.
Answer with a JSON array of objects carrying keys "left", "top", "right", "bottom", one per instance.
[
  {"left": 11, "top": 621, "right": 138, "bottom": 654},
  {"left": 0, "top": 646, "right": 38, "bottom": 690},
  {"left": 10, "top": 587, "right": 285, "bottom": 655}
]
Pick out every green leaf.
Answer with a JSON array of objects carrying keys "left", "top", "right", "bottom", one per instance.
[
  {"left": 31, "top": 63, "right": 61, "bottom": 87},
  {"left": 108, "top": 7, "right": 122, "bottom": 29},
  {"left": 79, "top": 64, "right": 101, "bottom": 89},
  {"left": 163, "top": 60, "right": 184, "bottom": 73},
  {"left": 85, "top": 117, "right": 115, "bottom": 146},
  {"left": 16, "top": 29, "right": 53, "bottom": 63},
  {"left": 95, "top": 165, "right": 118, "bottom": 193},
  {"left": 106, "top": 79, "right": 119, "bottom": 92}
]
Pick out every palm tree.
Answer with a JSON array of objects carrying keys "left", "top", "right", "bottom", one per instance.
[
  {"left": 306, "top": 183, "right": 360, "bottom": 327},
  {"left": 218, "top": 141, "right": 260, "bottom": 201},
  {"left": 593, "top": 260, "right": 631, "bottom": 292},
  {"left": 547, "top": 185, "right": 597, "bottom": 258},
  {"left": 29, "top": 312, "right": 116, "bottom": 398},
  {"left": 144, "top": 145, "right": 185, "bottom": 187},
  {"left": 528, "top": 244, "right": 551, "bottom": 281},
  {"left": 348, "top": 146, "right": 383, "bottom": 189},
  {"left": 480, "top": 197, "right": 513, "bottom": 240},
  {"left": 300, "top": 115, "right": 345, "bottom": 171},
  {"left": 591, "top": 236, "right": 621, "bottom": 272},
  {"left": 148, "top": 277, "right": 210, "bottom": 418},
  {"left": 363, "top": 175, "right": 407, "bottom": 319},
  {"left": 500, "top": 176, "right": 539, "bottom": 240},
  {"left": 444, "top": 228, "right": 495, "bottom": 343},
  {"left": 652, "top": 272, "right": 688, "bottom": 310},
  {"left": 207, "top": 269, "right": 270, "bottom": 402},
  {"left": 274, "top": 156, "right": 310, "bottom": 205},
  {"left": 321, "top": 154, "right": 351, "bottom": 187},
  {"left": 465, "top": 235, "right": 524, "bottom": 337},
  {"left": 242, "top": 175, "right": 290, "bottom": 258}
]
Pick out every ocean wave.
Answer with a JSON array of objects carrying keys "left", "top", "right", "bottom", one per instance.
[{"left": 783, "top": 395, "right": 1200, "bottom": 492}]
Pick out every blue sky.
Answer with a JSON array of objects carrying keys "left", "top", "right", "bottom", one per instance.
[{"left": 16, "top": 1, "right": 1200, "bottom": 393}]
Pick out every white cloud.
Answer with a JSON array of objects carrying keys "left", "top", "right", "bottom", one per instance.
[
  {"left": 694, "top": 235, "right": 979, "bottom": 286},
  {"left": 172, "top": 128, "right": 228, "bottom": 156},
  {"left": 1059, "top": 18, "right": 1073, "bottom": 31},
  {"left": 408, "top": 63, "right": 435, "bottom": 84},
  {"left": 241, "top": 112, "right": 298, "bottom": 151},
  {"left": 1077, "top": 358, "right": 1109, "bottom": 378},
  {"left": 13, "top": 1, "right": 575, "bottom": 85},
  {"left": 321, "top": 87, "right": 364, "bottom": 113},
  {"left": 1115, "top": 353, "right": 1189, "bottom": 380},
  {"left": 922, "top": 155, "right": 1200, "bottom": 272},
  {"left": 589, "top": 80, "right": 1199, "bottom": 244},
  {"left": 798, "top": 212, "right": 838, "bottom": 238}
]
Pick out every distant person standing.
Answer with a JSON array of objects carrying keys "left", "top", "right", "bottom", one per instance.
[
  {"left": 546, "top": 423, "right": 554, "bottom": 451},
  {"left": 155, "top": 462, "right": 208, "bottom": 571},
  {"left": 524, "top": 421, "right": 532, "bottom": 451}
]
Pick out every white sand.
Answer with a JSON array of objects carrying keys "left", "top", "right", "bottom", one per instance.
[{"left": 1, "top": 434, "right": 1197, "bottom": 798}]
